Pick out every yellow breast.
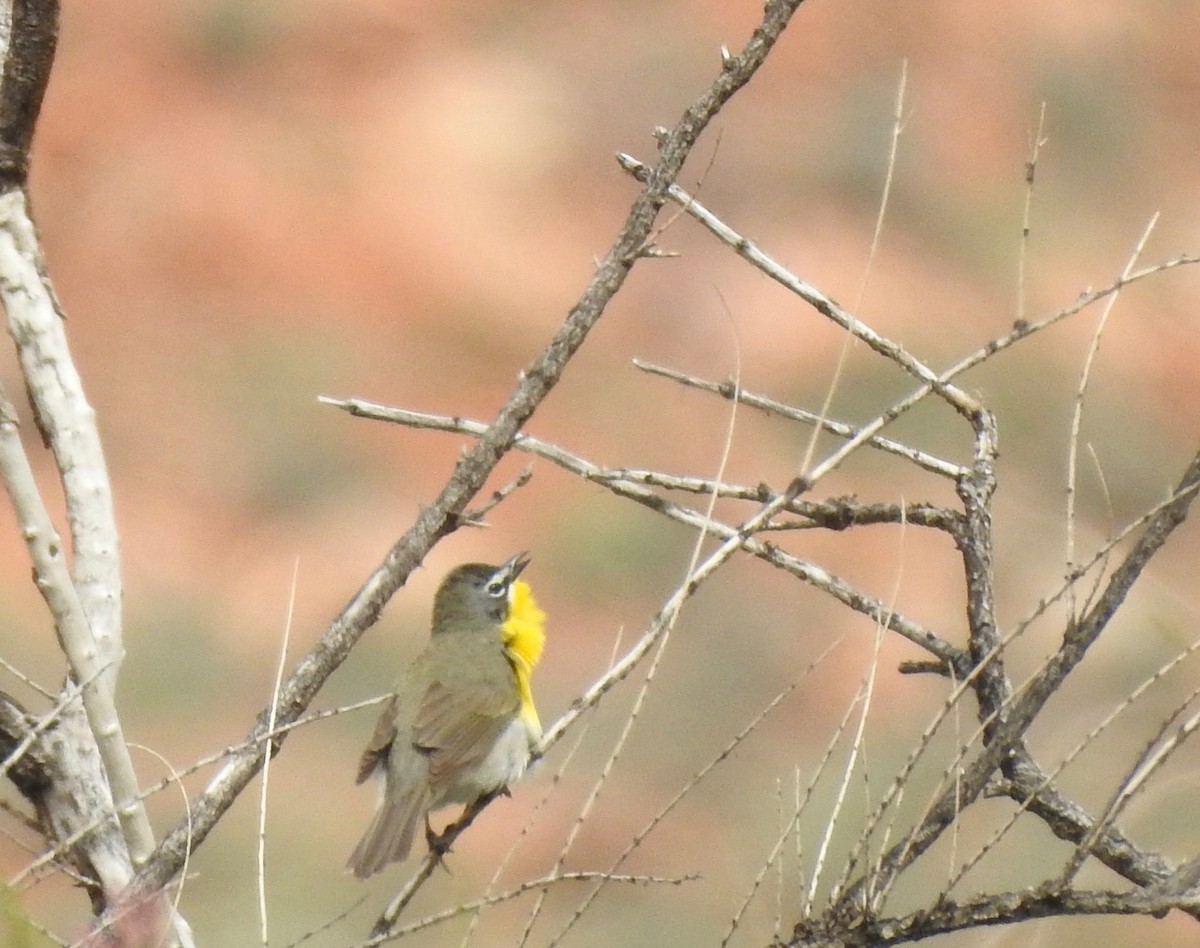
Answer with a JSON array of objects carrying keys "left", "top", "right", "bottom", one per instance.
[{"left": 503, "top": 579, "right": 546, "bottom": 735}]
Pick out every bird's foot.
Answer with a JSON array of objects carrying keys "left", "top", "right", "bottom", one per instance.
[{"left": 425, "top": 816, "right": 453, "bottom": 872}]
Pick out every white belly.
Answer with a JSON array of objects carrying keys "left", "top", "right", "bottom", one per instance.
[{"left": 434, "top": 716, "right": 535, "bottom": 807}]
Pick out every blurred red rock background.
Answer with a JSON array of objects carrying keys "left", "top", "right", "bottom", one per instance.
[{"left": 1, "top": 0, "right": 1198, "bottom": 944}]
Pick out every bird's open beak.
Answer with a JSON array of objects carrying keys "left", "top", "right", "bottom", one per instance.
[{"left": 502, "top": 551, "right": 531, "bottom": 581}]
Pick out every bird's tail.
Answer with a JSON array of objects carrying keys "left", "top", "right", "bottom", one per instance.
[{"left": 347, "top": 782, "right": 430, "bottom": 878}]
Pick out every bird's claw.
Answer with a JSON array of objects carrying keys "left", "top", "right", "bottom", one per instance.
[{"left": 425, "top": 816, "right": 453, "bottom": 872}]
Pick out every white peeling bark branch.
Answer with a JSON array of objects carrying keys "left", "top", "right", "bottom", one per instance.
[
  {"left": 0, "top": 190, "right": 123, "bottom": 685},
  {"left": 0, "top": 235, "right": 153, "bottom": 877},
  {"left": 0, "top": 166, "right": 190, "bottom": 947}
]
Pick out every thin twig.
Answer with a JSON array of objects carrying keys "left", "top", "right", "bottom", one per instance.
[
  {"left": 1058, "top": 687, "right": 1200, "bottom": 887},
  {"left": 632, "top": 359, "right": 965, "bottom": 479},
  {"left": 798, "top": 58, "right": 907, "bottom": 479},
  {"left": 807, "top": 618, "right": 886, "bottom": 912},
  {"left": 365, "top": 871, "right": 697, "bottom": 946},
  {"left": 1016, "top": 103, "right": 1047, "bottom": 325},
  {"left": 258, "top": 560, "right": 300, "bottom": 947},
  {"left": 1065, "top": 215, "right": 1157, "bottom": 619},
  {"left": 552, "top": 643, "right": 841, "bottom": 946},
  {"left": 0, "top": 656, "right": 53, "bottom": 701},
  {"left": 727, "top": 674, "right": 872, "bottom": 942},
  {"left": 940, "top": 633, "right": 1200, "bottom": 899},
  {"left": 458, "top": 467, "right": 534, "bottom": 528},
  {"left": 615, "top": 154, "right": 981, "bottom": 421}
]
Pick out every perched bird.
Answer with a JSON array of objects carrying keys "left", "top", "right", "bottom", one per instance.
[{"left": 347, "top": 552, "right": 546, "bottom": 878}]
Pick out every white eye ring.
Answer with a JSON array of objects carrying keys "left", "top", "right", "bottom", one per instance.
[{"left": 485, "top": 579, "right": 506, "bottom": 598}]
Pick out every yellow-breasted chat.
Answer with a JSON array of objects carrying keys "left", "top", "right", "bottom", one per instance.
[{"left": 348, "top": 551, "right": 546, "bottom": 878}]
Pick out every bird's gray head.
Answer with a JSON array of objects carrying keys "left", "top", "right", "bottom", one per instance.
[{"left": 432, "top": 552, "right": 530, "bottom": 630}]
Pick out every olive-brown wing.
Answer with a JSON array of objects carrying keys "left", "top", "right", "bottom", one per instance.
[
  {"left": 413, "top": 678, "right": 521, "bottom": 784},
  {"left": 355, "top": 694, "right": 398, "bottom": 785}
]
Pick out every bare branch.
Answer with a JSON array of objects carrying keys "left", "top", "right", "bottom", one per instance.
[
  {"left": 838, "top": 450, "right": 1200, "bottom": 916},
  {"left": 0, "top": 0, "right": 57, "bottom": 188},
  {"left": 788, "top": 885, "right": 1191, "bottom": 947},
  {"left": 322, "top": 397, "right": 965, "bottom": 669},
  {"left": 0, "top": 387, "right": 148, "bottom": 890},
  {"left": 632, "top": 359, "right": 966, "bottom": 479},
  {"left": 616, "top": 153, "right": 982, "bottom": 421}
]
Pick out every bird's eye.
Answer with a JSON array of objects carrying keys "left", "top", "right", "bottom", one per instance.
[{"left": 485, "top": 578, "right": 506, "bottom": 598}]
